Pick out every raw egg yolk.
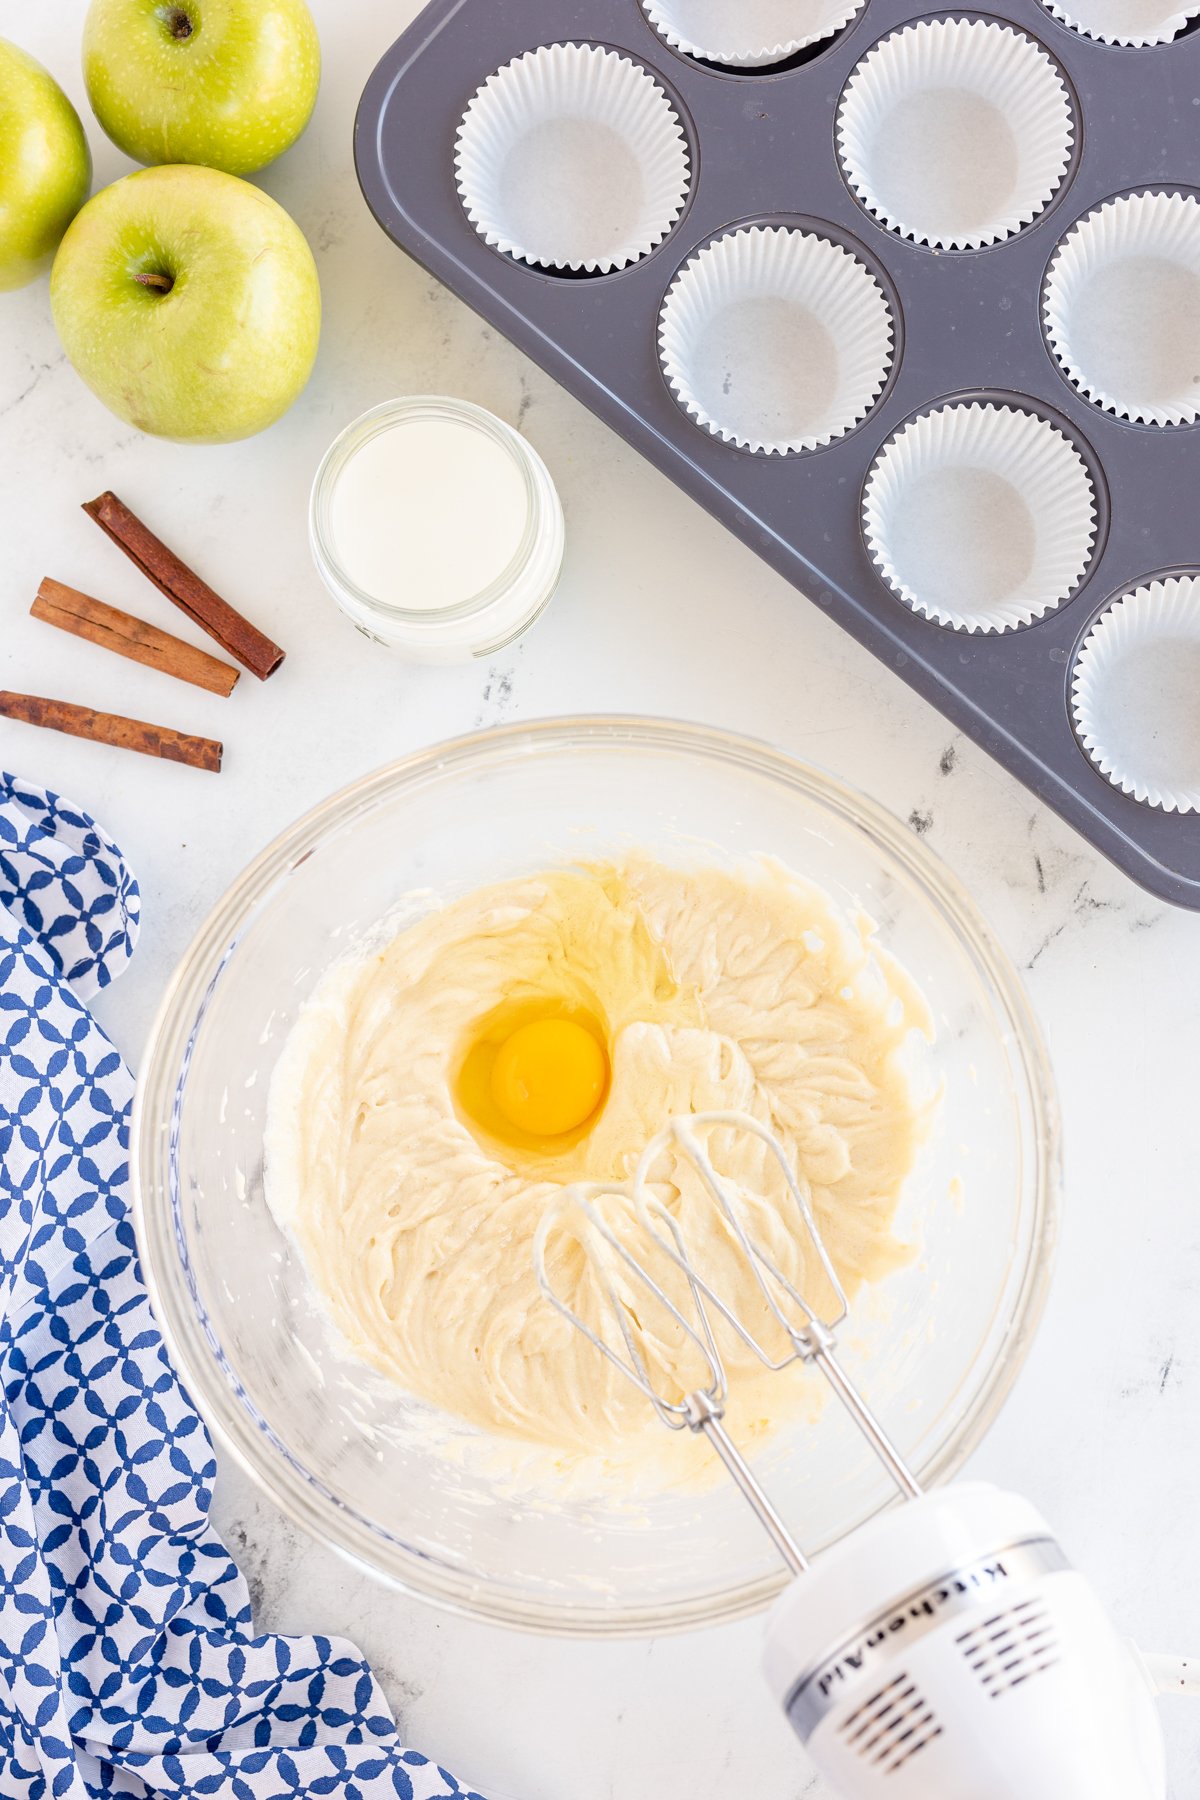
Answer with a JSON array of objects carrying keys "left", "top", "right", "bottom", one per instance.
[{"left": 490, "top": 1018, "right": 608, "bottom": 1138}]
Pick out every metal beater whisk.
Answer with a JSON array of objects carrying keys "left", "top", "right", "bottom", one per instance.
[
  {"left": 532, "top": 1108, "right": 921, "bottom": 1572},
  {"left": 535, "top": 1110, "right": 1187, "bottom": 1800}
]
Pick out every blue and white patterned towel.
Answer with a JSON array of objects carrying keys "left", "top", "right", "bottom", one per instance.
[{"left": 0, "top": 774, "right": 488, "bottom": 1800}]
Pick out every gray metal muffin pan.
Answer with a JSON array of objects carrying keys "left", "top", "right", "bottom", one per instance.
[{"left": 356, "top": 0, "right": 1200, "bottom": 907}]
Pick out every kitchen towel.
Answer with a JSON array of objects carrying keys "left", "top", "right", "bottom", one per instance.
[{"left": 0, "top": 773, "right": 489, "bottom": 1800}]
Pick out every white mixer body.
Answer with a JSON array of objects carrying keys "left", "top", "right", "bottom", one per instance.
[{"left": 763, "top": 1483, "right": 1166, "bottom": 1800}]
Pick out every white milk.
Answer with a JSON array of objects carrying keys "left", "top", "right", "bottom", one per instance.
[
  {"left": 329, "top": 414, "right": 529, "bottom": 611},
  {"left": 310, "top": 397, "right": 565, "bottom": 661}
]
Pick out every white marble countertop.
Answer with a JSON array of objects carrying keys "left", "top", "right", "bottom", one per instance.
[{"left": 2, "top": 4, "right": 1198, "bottom": 1794}]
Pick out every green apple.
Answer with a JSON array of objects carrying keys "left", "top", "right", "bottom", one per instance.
[
  {"left": 50, "top": 164, "right": 320, "bottom": 443},
  {"left": 83, "top": 0, "right": 319, "bottom": 177},
  {"left": 0, "top": 41, "right": 91, "bottom": 292}
]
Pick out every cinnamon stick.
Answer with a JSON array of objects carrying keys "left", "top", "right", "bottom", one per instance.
[
  {"left": 0, "top": 691, "right": 222, "bottom": 773},
  {"left": 82, "top": 490, "right": 284, "bottom": 680},
  {"left": 32, "top": 577, "right": 240, "bottom": 697}
]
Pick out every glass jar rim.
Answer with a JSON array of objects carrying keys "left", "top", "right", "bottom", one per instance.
[{"left": 309, "top": 396, "right": 546, "bottom": 625}]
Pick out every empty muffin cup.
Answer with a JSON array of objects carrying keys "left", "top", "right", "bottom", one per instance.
[
  {"left": 657, "top": 225, "right": 895, "bottom": 454},
  {"left": 863, "top": 401, "right": 1097, "bottom": 633},
  {"left": 640, "top": 0, "right": 865, "bottom": 66},
  {"left": 454, "top": 43, "right": 691, "bottom": 273},
  {"left": 836, "top": 19, "right": 1075, "bottom": 251},
  {"left": 1044, "top": 191, "right": 1200, "bottom": 427},
  {"left": 1038, "top": 0, "right": 1199, "bottom": 45},
  {"left": 1072, "top": 576, "right": 1200, "bottom": 811}
]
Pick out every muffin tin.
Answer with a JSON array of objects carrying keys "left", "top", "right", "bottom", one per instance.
[{"left": 356, "top": 0, "right": 1200, "bottom": 907}]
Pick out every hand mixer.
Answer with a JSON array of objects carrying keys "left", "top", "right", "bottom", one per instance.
[{"left": 533, "top": 1110, "right": 1195, "bottom": 1800}]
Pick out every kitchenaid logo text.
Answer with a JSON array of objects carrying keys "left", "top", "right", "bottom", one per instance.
[
  {"left": 814, "top": 1557, "right": 1013, "bottom": 1701},
  {"left": 785, "top": 1537, "right": 1068, "bottom": 1742}
]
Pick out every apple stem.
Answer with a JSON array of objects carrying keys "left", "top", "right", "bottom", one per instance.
[{"left": 134, "top": 272, "right": 175, "bottom": 294}]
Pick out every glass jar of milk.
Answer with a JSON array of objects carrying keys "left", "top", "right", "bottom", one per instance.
[{"left": 309, "top": 396, "right": 565, "bottom": 660}]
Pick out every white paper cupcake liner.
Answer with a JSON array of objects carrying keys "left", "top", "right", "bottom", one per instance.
[
  {"left": 1039, "top": 0, "right": 1199, "bottom": 46},
  {"left": 454, "top": 43, "right": 691, "bottom": 273},
  {"left": 836, "top": 19, "right": 1075, "bottom": 251},
  {"left": 862, "top": 401, "right": 1097, "bottom": 633},
  {"left": 657, "top": 225, "right": 894, "bottom": 455},
  {"left": 1072, "top": 577, "right": 1200, "bottom": 811},
  {"left": 1044, "top": 191, "right": 1200, "bottom": 427},
  {"left": 641, "top": 0, "right": 865, "bottom": 66}
]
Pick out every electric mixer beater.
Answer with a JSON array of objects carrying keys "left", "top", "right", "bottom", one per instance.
[{"left": 533, "top": 1110, "right": 1194, "bottom": 1800}]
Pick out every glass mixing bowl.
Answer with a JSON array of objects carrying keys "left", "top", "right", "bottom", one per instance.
[{"left": 133, "top": 718, "right": 1059, "bottom": 1636}]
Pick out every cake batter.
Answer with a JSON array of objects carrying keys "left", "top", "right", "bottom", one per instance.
[{"left": 264, "top": 855, "right": 932, "bottom": 1475}]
